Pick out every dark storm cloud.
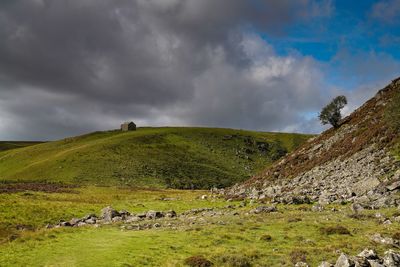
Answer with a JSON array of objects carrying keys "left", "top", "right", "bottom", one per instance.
[{"left": 0, "top": 0, "right": 334, "bottom": 140}]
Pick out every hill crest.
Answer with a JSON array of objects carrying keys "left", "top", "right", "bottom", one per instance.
[{"left": 0, "top": 127, "right": 311, "bottom": 189}]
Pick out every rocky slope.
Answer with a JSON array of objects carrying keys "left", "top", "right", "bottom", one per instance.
[{"left": 227, "top": 78, "right": 400, "bottom": 208}]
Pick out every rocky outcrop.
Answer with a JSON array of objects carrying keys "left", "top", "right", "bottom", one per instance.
[
  {"left": 226, "top": 78, "right": 400, "bottom": 208},
  {"left": 318, "top": 249, "right": 400, "bottom": 267},
  {"left": 294, "top": 249, "right": 400, "bottom": 267}
]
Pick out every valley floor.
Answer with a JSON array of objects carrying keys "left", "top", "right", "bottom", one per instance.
[{"left": 1, "top": 186, "right": 400, "bottom": 266}]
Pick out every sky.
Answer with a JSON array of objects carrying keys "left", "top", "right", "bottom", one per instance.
[{"left": 0, "top": 0, "right": 399, "bottom": 140}]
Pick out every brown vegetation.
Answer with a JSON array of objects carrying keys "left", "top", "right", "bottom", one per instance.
[
  {"left": 0, "top": 182, "right": 78, "bottom": 194},
  {"left": 184, "top": 256, "right": 213, "bottom": 267},
  {"left": 243, "top": 79, "right": 400, "bottom": 187}
]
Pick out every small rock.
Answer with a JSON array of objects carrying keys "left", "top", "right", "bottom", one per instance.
[
  {"left": 85, "top": 218, "right": 96, "bottom": 224},
  {"left": 112, "top": 216, "right": 122, "bottom": 223},
  {"left": 383, "top": 219, "right": 392, "bottom": 225},
  {"left": 318, "top": 262, "right": 333, "bottom": 267},
  {"left": 350, "top": 203, "right": 364, "bottom": 214},
  {"left": 250, "top": 205, "right": 277, "bottom": 214},
  {"left": 77, "top": 222, "right": 86, "bottom": 227},
  {"left": 126, "top": 216, "right": 141, "bottom": 223},
  {"left": 312, "top": 204, "right": 325, "bottom": 212},
  {"left": 100, "top": 206, "right": 120, "bottom": 222},
  {"left": 386, "top": 181, "right": 400, "bottom": 191},
  {"left": 136, "top": 212, "right": 147, "bottom": 219},
  {"left": 295, "top": 262, "right": 309, "bottom": 267},
  {"left": 153, "top": 223, "right": 161, "bottom": 228},
  {"left": 370, "top": 233, "right": 395, "bottom": 246},
  {"left": 60, "top": 221, "right": 72, "bottom": 227},
  {"left": 201, "top": 195, "right": 208, "bottom": 200}
]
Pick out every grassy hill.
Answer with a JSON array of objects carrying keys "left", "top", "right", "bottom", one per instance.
[
  {"left": 0, "top": 127, "right": 311, "bottom": 189},
  {"left": 0, "top": 141, "right": 44, "bottom": 152}
]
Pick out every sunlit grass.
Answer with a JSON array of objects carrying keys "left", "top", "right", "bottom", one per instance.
[
  {"left": 0, "top": 127, "right": 311, "bottom": 189},
  {"left": 1, "top": 188, "right": 399, "bottom": 266}
]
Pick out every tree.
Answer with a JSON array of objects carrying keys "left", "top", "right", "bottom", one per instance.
[{"left": 319, "top": 95, "right": 347, "bottom": 128}]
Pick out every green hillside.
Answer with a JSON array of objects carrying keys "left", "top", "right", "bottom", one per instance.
[
  {"left": 0, "top": 141, "right": 44, "bottom": 152},
  {"left": 0, "top": 127, "right": 311, "bottom": 189}
]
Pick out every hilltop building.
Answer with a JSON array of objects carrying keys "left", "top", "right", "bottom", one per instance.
[{"left": 121, "top": 121, "right": 136, "bottom": 131}]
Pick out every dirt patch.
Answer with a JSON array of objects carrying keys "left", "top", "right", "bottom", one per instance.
[{"left": 0, "top": 182, "right": 78, "bottom": 194}]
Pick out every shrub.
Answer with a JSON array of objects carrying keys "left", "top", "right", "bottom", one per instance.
[
  {"left": 215, "top": 254, "right": 252, "bottom": 267},
  {"left": 392, "top": 232, "right": 400, "bottom": 240},
  {"left": 270, "top": 141, "right": 288, "bottom": 160},
  {"left": 289, "top": 249, "right": 307, "bottom": 264},
  {"left": 287, "top": 217, "right": 302, "bottom": 223},
  {"left": 184, "top": 256, "right": 213, "bottom": 267},
  {"left": 260, "top": 234, "right": 272, "bottom": 241},
  {"left": 320, "top": 225, "right": 351, "bottom": 235}
]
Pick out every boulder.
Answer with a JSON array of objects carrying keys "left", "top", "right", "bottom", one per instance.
[
  {"left": 165, "top": 210, "right": 177, "bottom": 218},
  {"left": 146, "top": 210, "right": 164, "bottom": 219},
  {"left": 350, "top": 203, "right": 364, "bottom": 214},
  {"left": 357, "top": 249, "right": 378, "bottom": 260},
  {"left": 100, "top": 206, "right": 120, "bottom": 222},
  {"left": 85, "top": 218, "right": 96, "bottom": 224},
  {"left": 250, "top": 205, "right": 277, "bottom": 214},
  {"left": 334, "top": 253, "right": 355, "bottom": 267},
  {"left": 118, "top": 210, "right": 131, "bottom": 219},
  {"left": 112, "top": 216, "right": 122, "bottom": 223},
  {"left": 82, "top": 214, "right": 97, "bottom": 221},
  {"left": 383, "top": 250, "right": 400, "bottom": 267},
  {"left": 126, "top": 216, "right": 141, "bottom": 223},
  {"left": 367, "top": 261, "right": 384, "bottom": 267},
  {"left": 77, "top": 222, "right": 86, "bottom": 227},
  {"left": 69, "top": 218, "right": 81, "bottom": 226},
  {"left": 386, "top": 181, "right": 400, "bottom": 191},
  {"left": 60, "top": 221, "right": 72, "bottom": 227},
  {"left": 352, "top": 177, "right": 380, "bottom": 196}
]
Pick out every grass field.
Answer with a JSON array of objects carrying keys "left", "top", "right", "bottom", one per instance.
[
  {"left": 2, "top": 128, "right": 398, "bottom": 266},
  {"left": 0, "top": 141, "right": 44, "bottom": 152},
  {"left": 0, "top": 187, "right": 399, "bottom": 267},
  {"left": 0, "top": 127, "right": 311, "bottom": 189}
]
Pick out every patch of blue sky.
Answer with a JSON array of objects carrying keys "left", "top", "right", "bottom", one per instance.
[{"left": 258, "top": 0, "right": 400, "bottom": 91}]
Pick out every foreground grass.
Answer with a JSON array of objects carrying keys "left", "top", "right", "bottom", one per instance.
[
  {"left": 0, "top": 127, "right": 311, "bottom": 188},
  {"left": 1, "top": 187, "right": 399, "bottom": 266},
  {"left": 0, "top": 186, "right": 225, "bottom": 242}
]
